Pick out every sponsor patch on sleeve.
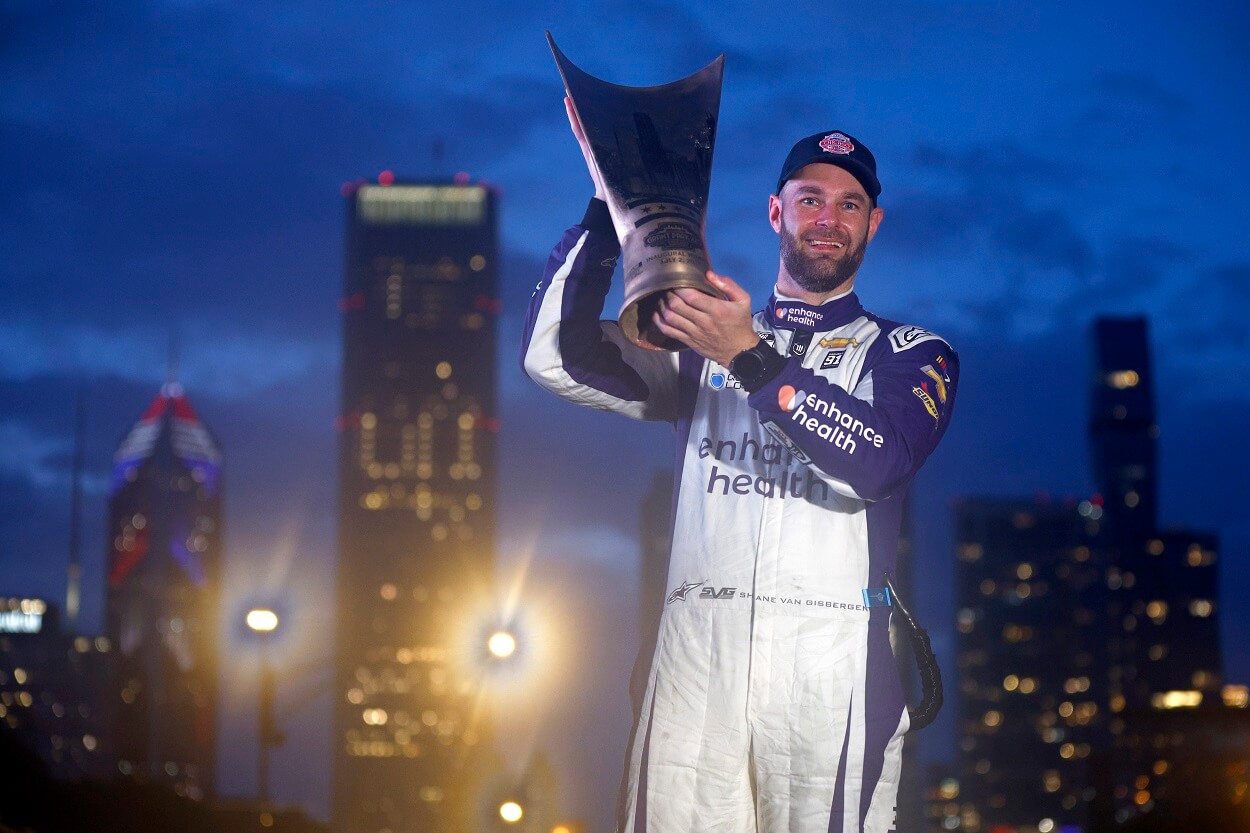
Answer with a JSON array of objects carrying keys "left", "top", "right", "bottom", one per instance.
[{"left": 888, "top": 325, "right": 946, "bottom": 353}]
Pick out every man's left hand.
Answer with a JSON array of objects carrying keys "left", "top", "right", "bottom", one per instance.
[{"left": 652, "top": 271, "right": 761, "bottom": 366}]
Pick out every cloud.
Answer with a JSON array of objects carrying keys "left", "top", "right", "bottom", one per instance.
[
  {"left": 0, "top": 319, "right": 337, "bottom": 398},
  {"left": 1081, "top": 70, "right": 1191, "bottom": 125}
]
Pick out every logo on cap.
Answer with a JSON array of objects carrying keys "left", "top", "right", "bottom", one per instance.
[{"left": 819, "top": 132, "right": 854, "bottom": 155}]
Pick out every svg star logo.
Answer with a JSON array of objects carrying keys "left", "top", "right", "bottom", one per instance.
[
  {"left": 699, "top": 586, "right": 737, "bottom": 600},
  {"left": 666, "top": 581, "right": 704, "bottom": 604}
]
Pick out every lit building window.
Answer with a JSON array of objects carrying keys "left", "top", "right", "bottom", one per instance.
[
  {"left": 958, "top": 543, "right": 983, "bottom": 562},
  {"left": 1107, "top": 369, "right": 1140, "bottom": 389},
  {"left": 1221, "top": 685, "right": 1248, "bottom": 708},
  {"left": 1125, "top": 490, "right": 1140, "bottom": 508},
  {"left": 1186, "top": 545, "right": 1215, "bottom": 567},
  {"left": 1002, "top": 675, "right": 1019, "bottom": 692},
  {"left": 380, "top": 584, "right": 398, "bottom": 601},
  {"left": 1151, "top": 690, "right": 1202, "bottom": 709},
  {"left": 469, "top": 255, "right": 486, "bottom": 271},
  {"left": 1146, "top": 539, "right": 1164, "bottom": 555},
  {"left": 982, "top": 710, "right": 1002, "bottom": 728},
  {"left": 1145, "top": 600, "right": 1168, "bottom": 623},
  {"left": 435, "top": 362, "right": 453, "bottom": 379},
  {"left": 1016, "top": 563, "right": 1033, "bottom": 580}
]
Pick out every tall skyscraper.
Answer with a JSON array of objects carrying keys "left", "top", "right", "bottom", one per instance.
[
  {"left": 105, "top": 382, "right": 222, "bottom": 800},
  {"left": 952, "top": 317, "right": 1233, "bottom": 831},
  {"left": 334, "top": 179, "right": 500, "bottom": 833},
  {"left": 1088, "top": 318, "right": 1223, "bottom": 827},
  {"left": 1088, "top": 318, "right": 1158, "bottom": 536}
]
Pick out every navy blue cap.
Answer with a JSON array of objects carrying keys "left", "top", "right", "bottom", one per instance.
[{"left": 776, "top": 131, "right": 881, "bottom": 200}]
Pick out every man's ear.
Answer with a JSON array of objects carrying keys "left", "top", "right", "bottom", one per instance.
[
  {"left": 867, "top": 206, "right": 884, "bottom": 243},
  {"left": 768, "top": 194, "right": 782, "bottom": 234}
]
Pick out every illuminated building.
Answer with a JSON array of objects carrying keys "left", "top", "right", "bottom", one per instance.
[
  {"left": 953, "top": 318, "right": 1230, "bottom": 831},
  {"left": 334, "top": 179, "right": 500, "bottom": 833},
  {"left": 954, "top": 497, "right": 1101, "bottom": 830},
  {"left": 1088, "top": 319, "right": 1223, "bottom": 827},
  {"left": 105, "top": 382, "right": 223, "bottom": 799},
  {"left": 0, "top": 598, "right": 112, "bottom": 779}
]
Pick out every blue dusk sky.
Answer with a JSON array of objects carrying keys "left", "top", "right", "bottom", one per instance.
[{"left": 2, "top": 1, "right": 1248, "bottom": 828}]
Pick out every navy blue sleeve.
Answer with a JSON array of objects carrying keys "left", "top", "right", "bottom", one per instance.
[{"left": 747, "top": 339, "right": 959, "bottom": 502}]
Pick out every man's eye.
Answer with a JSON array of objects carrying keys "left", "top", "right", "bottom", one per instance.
[
  {"left": 842, "top": 202, "right": 860, "bottom": 211},
  {"left": 802, "top": 197, "right": 820, "bottom": 206}
]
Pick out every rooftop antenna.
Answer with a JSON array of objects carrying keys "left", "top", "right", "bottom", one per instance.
[{"left": 166, "top": 329, "right": 182, "bottom": 396}]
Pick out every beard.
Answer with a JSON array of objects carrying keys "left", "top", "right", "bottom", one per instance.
[{"left": 779, "top": 218, "right": 869, "bottom": 294}]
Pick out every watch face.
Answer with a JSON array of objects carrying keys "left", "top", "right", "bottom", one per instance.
[{"left": 732, "top": 349, "right": 766, "bottom": 381}]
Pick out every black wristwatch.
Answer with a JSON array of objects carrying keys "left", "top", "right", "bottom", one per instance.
[{"left": 730, "top": 340, "right": 787, "bottom": 393}]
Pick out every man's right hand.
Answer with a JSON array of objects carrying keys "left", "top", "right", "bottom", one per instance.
[{"left": 565, "top": 95, "right": 607, "bottom": 202}]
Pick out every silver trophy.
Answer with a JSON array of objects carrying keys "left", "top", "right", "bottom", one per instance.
[{"left": 548, "top": 33, "right": 724, "bottom": 351}]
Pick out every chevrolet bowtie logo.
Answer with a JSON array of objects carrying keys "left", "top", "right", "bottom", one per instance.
[{"left": 818, "top": 337, "right": 859, "bottom": 350}]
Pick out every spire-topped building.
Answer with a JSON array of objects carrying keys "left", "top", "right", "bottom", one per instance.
[{"left": 105, "top": 381, "right": 222, "bottom": 799}]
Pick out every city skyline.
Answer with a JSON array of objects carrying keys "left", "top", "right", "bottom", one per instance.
[{"left": 3, "top": 3, "right": 1248, "bottom": 830}]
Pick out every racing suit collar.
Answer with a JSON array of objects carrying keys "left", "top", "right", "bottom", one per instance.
[{"left": 765, "top": 289, "right": 864, "bottom": 332}]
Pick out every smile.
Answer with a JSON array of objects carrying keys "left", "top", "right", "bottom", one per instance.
[{"left": 806, "top": 239, "right": 845, "bottom": 250}]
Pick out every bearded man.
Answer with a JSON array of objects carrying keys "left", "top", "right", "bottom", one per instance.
[{"left": 522, "top": 110, "right": 959, "bottom": 833}]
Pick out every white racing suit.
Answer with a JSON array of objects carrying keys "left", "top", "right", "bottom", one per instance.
[{"left": 521, "top": 200, "right": 959, "bottom": 833}]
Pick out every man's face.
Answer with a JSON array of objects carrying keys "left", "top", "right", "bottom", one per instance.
[{"left": 769, "top": 163, "right": 884, "bottom": 295}]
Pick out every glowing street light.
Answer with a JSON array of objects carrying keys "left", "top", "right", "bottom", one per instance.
[
  {"left": 499, "top": 801, "right": 524, "bottom": 823},
  {"left": 246, "top": 608, "right": 279, "bottom": 633},
  {"left": 244, "top": 607, "right": 281, "bottom": 804},
  {"left": 487, "top": 629, "right": 517, "bottom": 659}
]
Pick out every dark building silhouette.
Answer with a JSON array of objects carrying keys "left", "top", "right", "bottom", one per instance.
[
  {"left": 334, "top": 180, "right": 500, "bottom": 833},
  {"left": 954, "top": 496, "right": 1102, "bottom": 829},
  {"left": 1086, "top": 319, "right": 1224, "bottom": 828},
  {"left": 0, "top": 598, "right": 112, "bottom": 780},
  {"left": 105, "top": 382, "right": 223, "bottom": 800},
  {"left": 953, "top": 318, "right": 1236, "bottom": 832}
]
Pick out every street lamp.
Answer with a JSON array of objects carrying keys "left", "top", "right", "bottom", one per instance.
[
  {"left": 487, "top": 629, "right": 517, "bottom": 659},
  {"left": 499, "top": 800, "right": 524, "bottom": 824},
  {"left": 246, "top": 608, "right": 279, "bottom": 632},
  {"left": 246, "top": 608, "right": 283, "bottom": 805}
]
